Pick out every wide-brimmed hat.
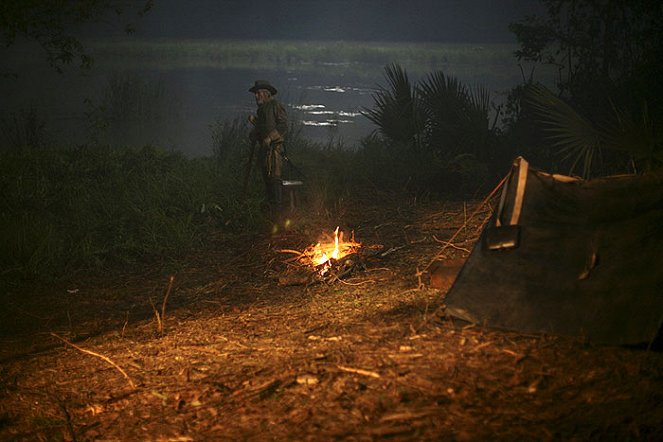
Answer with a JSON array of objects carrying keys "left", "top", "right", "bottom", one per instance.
[{"left": 249, "top": 80, "right": 277, "bottom": 95}]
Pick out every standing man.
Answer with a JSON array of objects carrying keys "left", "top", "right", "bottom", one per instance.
[{"left": 248, "top": 80, "right": 288, "bottom": 220}]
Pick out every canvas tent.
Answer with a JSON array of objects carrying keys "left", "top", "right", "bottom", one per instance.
[{"left": 445, "top": 157, "right": 663, "bottom": 345}]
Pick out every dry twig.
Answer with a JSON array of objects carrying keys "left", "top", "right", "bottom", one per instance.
[
  {"left": 337, "top": 279, "right": 376, "bottom": 286},
  {"left": 161, "top": 275, "right": 175, "bottom": 327},
  {"left": 50, "top": 333, "right": 135, "bottom": 389},
  {"left": 337, "top": 365, "right": 381, "bottom": 378},
  {"left": 149, "top": 275, "right": 175, "bottom": 335},
  {"left": 432, "top": 236, "right": 471, "bottom": 252},
  {"left": 427, "top": 174, "right": 507, "bottom": 268}
]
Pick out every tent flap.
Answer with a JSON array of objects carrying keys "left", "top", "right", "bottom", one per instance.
[{"left": 444, "top": 158, "right": 663, "bottom": 345}]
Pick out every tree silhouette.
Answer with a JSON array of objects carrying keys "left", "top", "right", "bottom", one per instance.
[
  {"left": 510, "top": 0, "right": 663, "bottom": 176},
  {"left": 1, "top": 0, "right": 152, "bottom": 73}
]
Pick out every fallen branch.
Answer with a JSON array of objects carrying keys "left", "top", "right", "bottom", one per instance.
[
  {"left": 50, "top": 333, "right": 135, "bottom": 389},
  {"left": 380, "top": 409, "right": 435, "bottom": 422},
  {"left": 337, "top": 365, "right": 381, "bottom": 378},
  {"left": 337, "top": 278, "right": 376, "bottom": 286},
  {"left": 277, "top": 249, "right": 306, "bottom": 263}
]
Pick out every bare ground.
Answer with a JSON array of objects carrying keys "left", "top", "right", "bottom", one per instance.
[{"left": 1, "top": 195, "right": 662, "bottom": 441}]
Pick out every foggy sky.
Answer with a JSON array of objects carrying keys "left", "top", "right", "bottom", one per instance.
[{"left": 132, "top": 0, "right": 543, "bottom": 43}]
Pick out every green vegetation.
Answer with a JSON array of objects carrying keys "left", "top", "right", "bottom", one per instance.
[
  {"left": 361, "top": 63, "right": 514, "bottom": 192},
  {"left": 85, "top": 72, "right": 183, "bottom": 148},
  {"left": 0, "top": 145, "right": 219, "bottom": 279}
]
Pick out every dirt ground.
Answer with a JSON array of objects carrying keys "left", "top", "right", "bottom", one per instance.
[{"left": 1, "top": 195, "right": 662, "bottom": 441}]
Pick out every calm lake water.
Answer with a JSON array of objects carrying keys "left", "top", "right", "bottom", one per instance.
[
  {"left": 153, "top": 67, "right": 381, "bottom": 155},
  {"left": 1, "top": 41, "right": 541, "bottom": 157}
]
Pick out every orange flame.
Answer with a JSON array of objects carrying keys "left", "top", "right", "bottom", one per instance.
[{"left": 307, "top": 227, "right": 360, "bottom": 274}]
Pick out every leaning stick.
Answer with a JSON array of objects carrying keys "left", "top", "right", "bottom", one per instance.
[
  {"left": 50, "top": 333, "right": 135, "bottom": 389},
  {"left": 415, "top": 174, "right": 510, "bottom": 332},
  {"left": 148, "top": 296, "right": 162, "bottom": 333},
  {"left": 428, "top": 173, "right": 508, "bottom": 267},
  {"left": 149, "top": 275, "right": 175, "bottom": 335},
  {"left": 161, "top": 275, "right": 175, "bottom": 326}
]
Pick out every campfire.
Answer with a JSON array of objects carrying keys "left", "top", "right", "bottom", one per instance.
[
  {"left": 307, "top": 227, "right": 361, "bottom": 275},
  {"left": 279, "top": 227, "right": 368, "bottom": 285}
]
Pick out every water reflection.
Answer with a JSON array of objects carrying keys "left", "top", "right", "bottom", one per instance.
[
  {"left": 1, "top": 44, "right": 541, "bottom": 156},
  {"left": 292, "top": 104, "right": 362, "bottom": 128},
  {"left": 224, "top": 72, "right": 381, "bottom": 148}
]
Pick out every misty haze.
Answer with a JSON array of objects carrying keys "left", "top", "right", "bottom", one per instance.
[
  {"left": 2, "top": 1, "right": 662, "bottom": 441},
  {"left": 1, "top": 0, "right": 547, "bottom": 156}
]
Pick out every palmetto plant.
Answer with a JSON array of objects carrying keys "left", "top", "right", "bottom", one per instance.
[
  {"left": 524, "top": 83, "right": 662, "bottom": 178},
  {"left": 363, "top": 64, "right": 494, "bottom": 162},
  {"left": 362, "top": 63, "right": 423, "bottom": 146},
  {"left": 417, "top": 70, "right": 492, "bottom": 158}
]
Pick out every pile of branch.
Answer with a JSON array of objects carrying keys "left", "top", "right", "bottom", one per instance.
[{"left": 277, "top": 241, "right": 388, "bottom": 286}]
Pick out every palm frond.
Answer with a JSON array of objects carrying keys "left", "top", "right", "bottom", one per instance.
[
  {"left": 524, "top": 83, "right": 602, "bottom": 177},
  {"left": 362, "top": 63, "right": 421, "bottom": 145},
  {"left": 469, "top": 85, "right": 491, "bottom": 119},
  {"left": 604, "top": 100, "right": 662, "bottom": 170},
  {"left": 417, "top": 71, "right": 491, "bottom": 156}
]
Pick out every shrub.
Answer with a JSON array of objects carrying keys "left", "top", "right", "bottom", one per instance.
[
  {"left": 85, "top": 73, "right": 182, "bottom": 148},
  {"left": 0, "top": 145, "right": 218, "bottom": 279}
]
